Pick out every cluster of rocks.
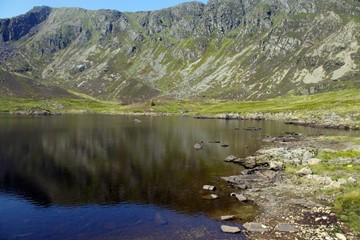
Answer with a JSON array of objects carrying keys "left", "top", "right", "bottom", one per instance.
[
  {"left": 220, "top": 134, "right": 359, "bottom": 239},
  {"left": 194, "top": 112, "right": 359, "bottom": 130},
  {"left": 15, "top": 107, "right": 54, "bottom": 116}
]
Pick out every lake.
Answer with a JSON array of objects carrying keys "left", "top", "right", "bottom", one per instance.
[{"left": 0, "top": 114, "right": 356, "bottom": 239}]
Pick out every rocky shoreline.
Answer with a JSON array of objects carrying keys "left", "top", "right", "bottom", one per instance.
[
  {"left": 194, "top": 113, "right": 360, "bottom": 130},
  {"left": 219, "top": 133, "right": 359, "bottom": 240}
]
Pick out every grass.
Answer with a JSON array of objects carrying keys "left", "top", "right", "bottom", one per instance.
[
  {"left": 1, "top": 89, "right": 360, "bottom": 122},
  {"left": 334, "top": 188, "right": 360, "bottom": 234}
]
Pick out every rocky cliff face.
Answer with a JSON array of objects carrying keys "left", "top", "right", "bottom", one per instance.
[{"left": 0, "top": 0, "right": 359, "bottom": 102}]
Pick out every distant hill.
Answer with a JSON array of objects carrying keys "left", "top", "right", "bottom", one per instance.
[{"left": 0, "top": 0, "right": 359, "bottom": 103}]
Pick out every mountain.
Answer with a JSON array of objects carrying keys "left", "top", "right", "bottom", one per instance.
[{"left": 0, "top": 0, "right": 359, "bottom": 103}]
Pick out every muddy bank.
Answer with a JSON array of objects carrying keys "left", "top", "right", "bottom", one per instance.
[{"left": 221, "top": 133, "right": 359, "bottom": 240}]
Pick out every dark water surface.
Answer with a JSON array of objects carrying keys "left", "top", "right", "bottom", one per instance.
[{"left": 0, "top": 114, "right": 356, "bottom": 239}]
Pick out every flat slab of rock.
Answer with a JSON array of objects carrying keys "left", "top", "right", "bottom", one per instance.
[
  {"left": 275, "top": 223, "right": 299, "bottom": 233},
  {"left": 221, "top": 215, "right": 235, "bottom": 221},
  {"left": 243, "top": 222, "right": 269, "bottom": 232},
  {"left": 221, "top": 225, "right": 241, "bottom": 234},
  {"left": 335, "top": 233, "right": 347, "bottom": 240},
  {"left": 203, "top": 185, "right": 216, "bottom": 191},
  {"left": 230, "top": 193, "right": 247, "bottom": 202}
]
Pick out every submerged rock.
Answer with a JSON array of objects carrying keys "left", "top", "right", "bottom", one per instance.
[{"left": 221, "top": 225, "right": 241, "bottom": 234}]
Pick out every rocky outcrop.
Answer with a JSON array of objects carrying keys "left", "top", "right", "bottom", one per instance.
[
  {"left": 0, "top": 0, "right": 359, "bottom": 102},
  {"left": 0, "top": 6, "right": 51, "bottom": 42}
]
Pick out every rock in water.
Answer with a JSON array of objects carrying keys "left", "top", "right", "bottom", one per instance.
[
  {"left": 243, "top": 222, "right": 269, "bottom": 232},
  {"left": 203, "top": 185, "right": 216, "bottom": 191},
  {"left": 194, "top": 143, "right": 202, "bottom": 150},
  {"left": 275, "top": 223, "right": 299, "bottom": 233},
  {"left": 221, "top": 215, "right": 235, "bottom": 221},
  {"left": 221, "top": 225, "right": 241, "bottom": 234},
  {"left": 225, "top": 155, "right": 238, "bottom": 162}
]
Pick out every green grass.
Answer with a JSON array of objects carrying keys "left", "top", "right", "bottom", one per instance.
[
  {"left": 1, "top": 89, "right": 360, "bottom": 122},
  {"left": 334, "top": 188, "right": 360, "bottom": 234}
]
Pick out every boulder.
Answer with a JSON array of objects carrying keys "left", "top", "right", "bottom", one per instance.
[
  {"left": 275, "top": 223, "right": 299, "bottom": 233},
  {"left": 296, "top": 167, "right": 312, "bottom": 176},
  {"left": 221, "top": 225, "right": 241, "bottom": 234},
  {"left": 243, "top": 222, "right": 269, "bottom": 232}
]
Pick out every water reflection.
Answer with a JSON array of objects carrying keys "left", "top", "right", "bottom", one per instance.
[{"left": 0, "top": 115, "right": 354, "bottom": 213}]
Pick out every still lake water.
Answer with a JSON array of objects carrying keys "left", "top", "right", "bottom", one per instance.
[{"left": 0, "top": 114, "right": 357, "bottom": 239}]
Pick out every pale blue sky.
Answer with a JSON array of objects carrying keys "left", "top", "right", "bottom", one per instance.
[{"left": 0, "top": 0, "right": 208, "bottom": 19}]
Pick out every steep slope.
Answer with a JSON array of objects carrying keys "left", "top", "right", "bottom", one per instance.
[{"left": 0, "top": 0, "right": 359, "bottom": 103}]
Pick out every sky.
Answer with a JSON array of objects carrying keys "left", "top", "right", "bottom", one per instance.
[{"left": 0, "top": 0, "right": 208, "bottom": 19}]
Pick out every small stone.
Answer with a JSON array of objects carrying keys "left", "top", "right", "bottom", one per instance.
[
  {"left": 269, "top": 161, "right": 284, "bottom": 171},
  {"left": 203, "top": 185, "right": 216, "bottom": 191},
  {"left": 221, "top": 225, "right": 241, "bottom": 234},
  {"left": 225, "top": 155, "right": 238, "bottom": 162},
  {"left": 275, "top": 223, "right": 299, "bottom": 233},
  {"left": 194, "top": 143, "right": 202, "bottom": 150},
  {"left": 243, "top": 222, "right": 269, "bottom": 232},
  {"left": 307, "top": 158, "right": 322, "bottom": 165},
  {"left": 211, "top": 194, "right": 218, "bottom": 199},
  {"left": 296, "top": 167, "right": 312, "bottom": 176},
  {"left": 335, "top": 233, "right": 347, "bottom": 240},
  {"left": 221, "top": 215, "right": 235, "bottom": 221},
  {"left": 230, "top": 193, "right": 247, "bottom": 202},
  {"left": 348, "top": 176, "right": 356, "bottom": 184}
]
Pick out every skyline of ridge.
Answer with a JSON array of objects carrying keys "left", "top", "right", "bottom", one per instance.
[{"left": 0, "top": 0, "right": 208, "bottom": 19}]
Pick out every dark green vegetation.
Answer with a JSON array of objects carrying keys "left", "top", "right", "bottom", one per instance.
[{"left": 0, "top": 0, "right": 359, "bottom": 103}]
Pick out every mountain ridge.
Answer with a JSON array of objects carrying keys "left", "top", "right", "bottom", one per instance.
[{"left": 0, "top": 0, "right": 359, "bottom": 103}]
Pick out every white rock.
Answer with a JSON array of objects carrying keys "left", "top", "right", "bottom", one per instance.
[
  {"left": 221, "top": 225, "right": 241, "bottom": 234},
  {"left": 211, "top": 194, "right": 218, "bottom": 199},
  {"left": 203, "top": 185, "right": 216, "bottom": 191},
  {"left": 335, "top": 233, "right": 347, "bottom": 240},
  {"left": 221, "top": 215, "right": 235, "bottom": 221}
]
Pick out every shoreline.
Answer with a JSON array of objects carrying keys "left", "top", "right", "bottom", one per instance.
[{"left": 220, "top": 133, "right": 359, "bottom": 239}]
